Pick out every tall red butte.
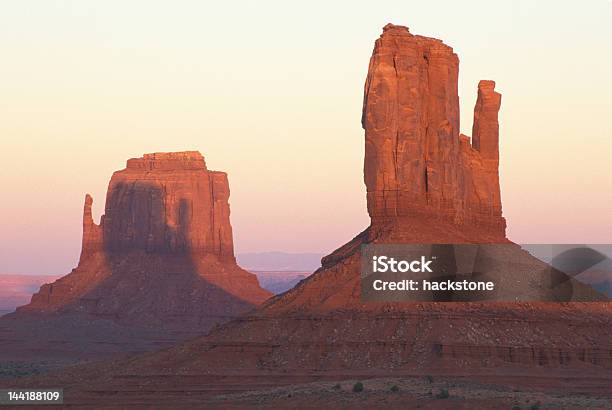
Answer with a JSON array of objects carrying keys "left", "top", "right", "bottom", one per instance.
[
  {"left": 363, "top": 24, "right": 504, "bottom": 238},
  {"left": 13, "top": 151, "right": 271, "bottom": 329}
]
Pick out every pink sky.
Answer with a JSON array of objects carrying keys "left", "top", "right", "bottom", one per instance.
[{"left": 0, "top": 1, "right": 611, "bottom": 275}]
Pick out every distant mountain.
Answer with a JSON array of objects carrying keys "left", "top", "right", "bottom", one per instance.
[
  {"left": 574, "top": 258, "right": 612, "bottom": 298},
  {"left": 522, "top": 245, "right": 612, "bottom": 298},
  {"left": 236, "top": 252, "right": 323, "bottom": 272},
  {"left": 251, "top": 271, "right": 310, "bottom": 294}
]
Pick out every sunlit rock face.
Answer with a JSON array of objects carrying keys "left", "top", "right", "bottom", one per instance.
[{"left": 362, "top": 24, "right": 505, "bottom": 240}]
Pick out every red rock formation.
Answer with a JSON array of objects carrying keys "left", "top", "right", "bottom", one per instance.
[
  {"left": 100, "top": 151, "right": 235, "bottom": 259},
  {"left": 4, "top": 26, "right": 609, "bottom": 405},
  {"left": 79, "top": 194, "right": 102, "bottom": 264},
  {"left": 266, "top": 24, "right": 601, "bottom": 311},
  {"left": 363, "top": 24, "right": 505, "bottom": 239},
  {"left": 52, "top": 23, "right": 606, "bottom": 381},
  {"left": 17, "top": 151, "right": 271, "bottom": 330}
]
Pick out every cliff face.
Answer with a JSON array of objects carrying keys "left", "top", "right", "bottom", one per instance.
[
  {"left": 80, "top": 151, "right": 234, "bottom": 260},
  {"left": 18, "top": 151, "right": 271, "bottom": 329},
  {"left": 362, "top": 24, "right": 505, "bottom": 239}
]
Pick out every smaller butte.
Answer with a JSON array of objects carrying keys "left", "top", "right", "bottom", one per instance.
[{"left": 16, "top": 151, "right": 271, "bottom": 331}]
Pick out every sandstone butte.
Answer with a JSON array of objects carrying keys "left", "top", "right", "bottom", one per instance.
[
  {"left": 5, "top": 25, "right": 611, "bottom": 404},
  {"left": 11, "top": 151, "right": 271, "bottom": 329}
]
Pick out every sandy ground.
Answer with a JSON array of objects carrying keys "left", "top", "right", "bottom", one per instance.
[
  {"left": 7, "top": 374, "right": 605, "bottom": 409},
  {"left": 209, "top": 376, "right": 611, "bottom": 409}
]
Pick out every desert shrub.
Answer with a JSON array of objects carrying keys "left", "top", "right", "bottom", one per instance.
[
  {"left": 332, "top": 383, "right": 341, "bottom": 390},
  {"left": 426, "top": 375, "right": 434, "bottom": 383},
  {"left": 529, "top": 403, "right": 541, "bottom": 410},
  {"left": 390, "top": 385, "right": 399, "bottom": 392},
  {"left": 435, "top": 388, "right": 449, "bottom": 399},
  {"left": 352, "top": 382, "right": 364, "bottom": 392}
]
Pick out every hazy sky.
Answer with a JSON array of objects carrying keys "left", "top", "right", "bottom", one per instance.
[{"left": 1, "top": 1, "right": 611, "bottom": 275}]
